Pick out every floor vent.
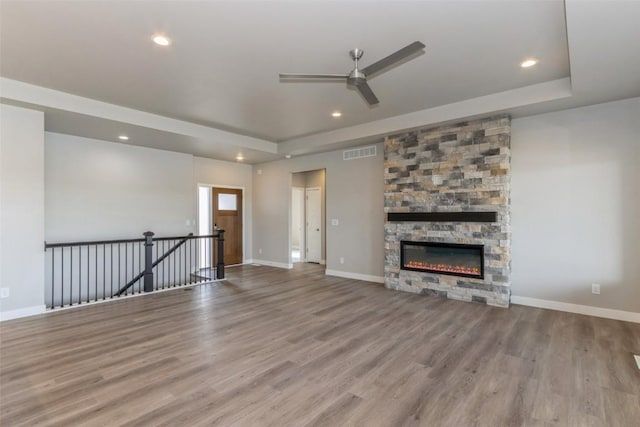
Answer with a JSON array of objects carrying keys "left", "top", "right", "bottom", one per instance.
[{"left": 343, "top": 145, "right": 376, "bottom": 160}]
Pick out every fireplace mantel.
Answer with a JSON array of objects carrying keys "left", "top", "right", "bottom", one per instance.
[{"left": 387, "top": 212, "right": 497, "bottom": 223}]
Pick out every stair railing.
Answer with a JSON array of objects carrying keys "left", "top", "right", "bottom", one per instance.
[{"left": 44, "top": 230, "right": 225, "bottom": 309}]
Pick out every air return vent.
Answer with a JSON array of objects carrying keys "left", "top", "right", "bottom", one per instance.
[{"left": 343, "top": 145, "right": 377, "bottom": 160}]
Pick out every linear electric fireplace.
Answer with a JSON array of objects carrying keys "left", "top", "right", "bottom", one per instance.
[{"left": 400, "top": 241, "right": 484, "bottom": 279}]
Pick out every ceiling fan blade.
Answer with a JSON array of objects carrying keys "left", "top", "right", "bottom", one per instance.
[
  {"left": 361, "top": 41, "right": 425, "bottom": 77},
  {"left": 279, "top": 73, "right": 349, "bottom": 80},
  {"left": 356, "top": 81, "right": 379, "bottom": 105}
]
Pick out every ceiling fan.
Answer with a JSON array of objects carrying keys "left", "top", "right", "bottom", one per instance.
[{"left": 279, "top": 41, "right": 425, "bottom": 105}]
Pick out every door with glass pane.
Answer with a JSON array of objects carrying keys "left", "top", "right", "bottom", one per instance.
[{"left": 212, "top": 188, "right": 243, "bottom": 265}]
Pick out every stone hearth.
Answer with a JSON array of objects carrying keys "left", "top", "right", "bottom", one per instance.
[{"left": 384, "top": 116, "right": 511, "bottom": 307}]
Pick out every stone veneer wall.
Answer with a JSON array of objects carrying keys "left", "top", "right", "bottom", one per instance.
[{"left": 384, "top": 115, "right": 511, "bottom": 307}]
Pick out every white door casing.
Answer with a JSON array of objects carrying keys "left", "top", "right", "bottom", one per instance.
[{"left": 305, "top": 187, "right": 321, "bottom": 263}]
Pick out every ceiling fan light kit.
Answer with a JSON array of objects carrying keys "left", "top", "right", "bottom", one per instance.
[{"left": 279, "top": 41, "right": 425, "bottom": 105}]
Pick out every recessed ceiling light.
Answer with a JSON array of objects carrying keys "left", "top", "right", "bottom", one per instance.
[
  {"left": 236, "top": 155, "right": 244, "bottom": 161},
  {"left": 520, "top": 58, "right": 538, "bottom": 68},
  {"left": 152, "top": 35, "right": 171, "bottom": 46},
  {"left": 331, "top": 111, "right": 342, "bottom": 118},
  {"left": 285, "top": 155, "right": 292, "bottom": 159},
  {"left": 118, "top": 135, "right": 129, "bottom": 140}
]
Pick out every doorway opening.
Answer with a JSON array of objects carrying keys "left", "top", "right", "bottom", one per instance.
[
  {"left": 291, "top": 169, "right": 325, "bottom": 266},
  {"left": 198, "top": 184, "right": 244, "bottom": 268}
]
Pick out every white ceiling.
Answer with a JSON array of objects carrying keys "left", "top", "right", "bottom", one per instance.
[{"left": 1, "top": 0, "right": 639, "bottom": 163}]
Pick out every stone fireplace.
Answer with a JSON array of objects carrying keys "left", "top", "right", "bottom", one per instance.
[{"left": 384, "top": 115, "right": 511, "bottom": 307}]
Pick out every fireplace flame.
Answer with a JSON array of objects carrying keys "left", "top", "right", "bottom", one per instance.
[{"left": 405, "top": 260, "right": 480, "bottom": 276}]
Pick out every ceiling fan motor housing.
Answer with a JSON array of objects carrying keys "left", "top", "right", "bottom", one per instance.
[{"left": 347, "top": 69, "right": 366, "bottom": 87}]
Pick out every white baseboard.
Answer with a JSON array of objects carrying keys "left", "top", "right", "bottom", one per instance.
[
  {"left": 511, "top": 296, "right": 640, "bottom": 323},
  {"left": 0, "top": 305, "right": 47, "bottom": 321},
  {"left": 325, "top": 269, "right": 384, "bottom": 284},
  {"left": 250, "top": 259, "right": 293, "bottom": 269}
]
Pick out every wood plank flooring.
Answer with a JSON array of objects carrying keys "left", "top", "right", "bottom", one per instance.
[{"left": 1, "top": 263, "right": 639, "bottom": 426}]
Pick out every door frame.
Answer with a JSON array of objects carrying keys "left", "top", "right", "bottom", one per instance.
[
  {"left": 304, "top": 186, "right": 322, "bottom": 264},
  {"left": 291, "top": 186, "right": 306, "bottom": 263},
  {"left": 197, "top": 183, "right": 246, "bottom": 264}
]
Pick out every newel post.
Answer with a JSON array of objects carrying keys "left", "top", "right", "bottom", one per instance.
[
  {"left": 143, "top": 231, "right": 155, "bottom": 292},
  {"left": 216, "top": 230, "right": 225, "bottom": 279}
]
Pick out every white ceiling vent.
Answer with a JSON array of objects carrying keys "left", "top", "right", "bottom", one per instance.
[{"left": 343, "top": 145, "right": 377, "bottom": 160}]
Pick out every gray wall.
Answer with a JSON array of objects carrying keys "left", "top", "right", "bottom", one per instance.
[
  {"left": 511, "top": 97, "right": 640, "bottom": 313},
  {"left": 0, "top": 105, "right": 45, "bottom": 318},
  {"left": 253, "top": 145, "right": 384, "bottom": 277},
  {"left": 45, "top": 133, "right": 196, "bottom": 241}
]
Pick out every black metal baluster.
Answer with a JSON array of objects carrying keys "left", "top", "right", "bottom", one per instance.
[
  {"left": 125, "top": 243, "right": 128, "bottom": 295},
  {"left": 162, "top": 240, "right": 166, "bottom": 288},
  {"left": 200, "top": 237, "right": 204, "bottom": 283},
  {"left": 138, "top": 242, "right": 142, "bottom": 294},
  {"left": 198, "top": 237, "right": 202, "bottom": 282},
  {"left": 158, "top": 241, "right": 161, "bottom": 289},
  {"left": 154, "top": 243, "right": 158, "bottom": 290},
  {"left": 70, "top": 247, "right": 74, "bottom": 305},
  {"left": 103, "top": 244, "right": 106, "bottom": 300},
  {"left": 78, "top": 245, "right": 82, "bottom": 305},
  {"left": 51, "top": 248, "right": 55, "bottom": 308},
  {"left": 110, "top": 244, "right": 114, "bottom": 298},
  {"left": 118, "top": 244, "right": 121, "bottom": 297},
  {"left": 61, "top": 248, "right": 65, "bottom": 307},
  {"left": 86, "top": 245, "right": 90, "bottom": 303},
  {"left": 94, "top": 245, "right": 97, "bottom": 302},
  {"left": 217, "top": 232, "right": 225, "bottom": 280}
]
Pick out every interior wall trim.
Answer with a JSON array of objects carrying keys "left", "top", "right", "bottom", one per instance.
[
  {"left": 325, "top": 269, "right": 384, "bottom": 284},
  {"left": 511, "top": 295, "right": 640, "bottom": 323}
]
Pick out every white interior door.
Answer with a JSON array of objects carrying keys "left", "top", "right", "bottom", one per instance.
[
  {"left": 305, "top": 188, "right": 321, "bottom": 263},
  {"left": 291, "top": 187, "right": 305, "bottom": 262}
]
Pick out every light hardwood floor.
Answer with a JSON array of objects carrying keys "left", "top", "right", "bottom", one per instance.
[{"left": 1, "top": 264, "right": 639, "bottom": 426}]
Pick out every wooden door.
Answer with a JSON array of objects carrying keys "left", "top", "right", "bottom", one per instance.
[{"left": 212, "top": 188, "right": 243, "bottom": 265}]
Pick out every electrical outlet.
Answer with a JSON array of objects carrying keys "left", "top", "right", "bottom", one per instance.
[
  {"left": 592, "top": 283, "right": 601, "bottom": 295},
  {"left": 331, "top": 219, "right": 339, "bottom": 226},
  {"left": 0, "top": 288, "right": 9, "bottom": 298},
  {"left": 339, "top": 257, "right": 345, "bottom": 264},
  {"left": 259, "top": 248, "right": 262, "bottom": 255}
]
